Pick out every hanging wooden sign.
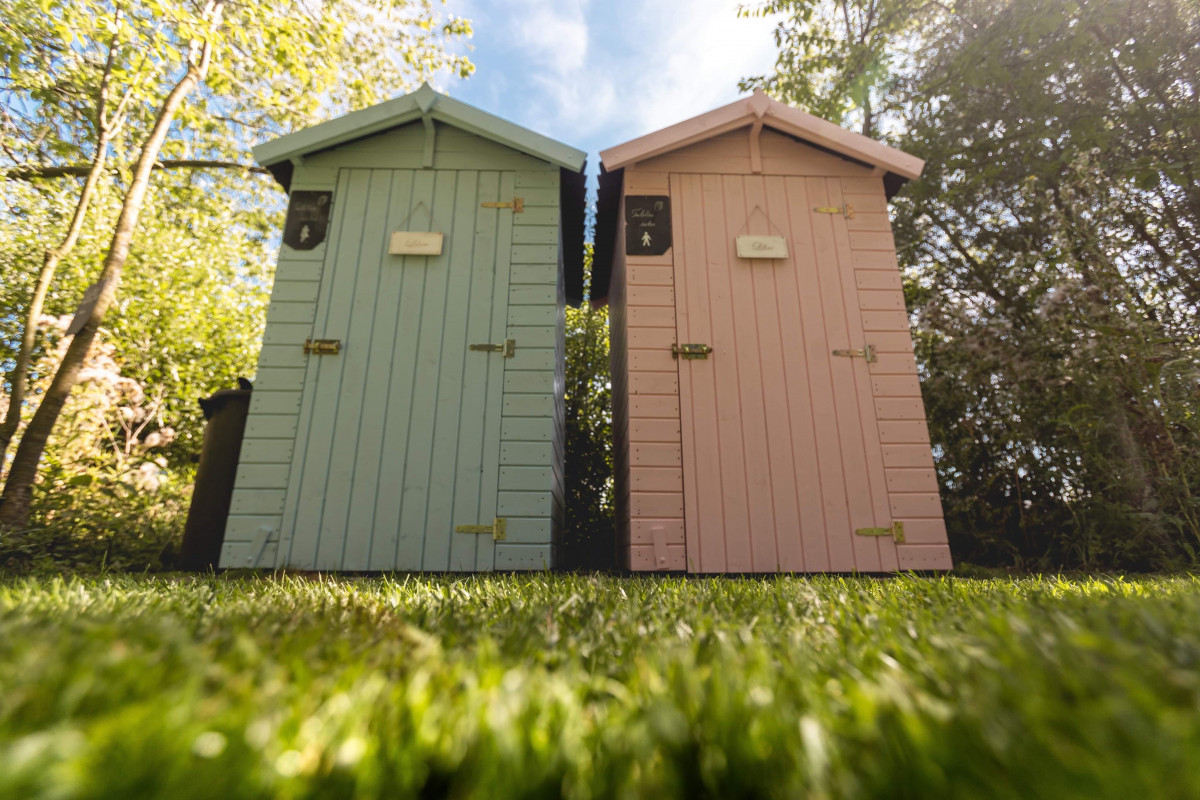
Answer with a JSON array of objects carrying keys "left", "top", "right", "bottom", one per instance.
[
  {"left": 736, "top": 235, "right": 788, "bottom": 259},
  {"left": 389, "top": 231, "right": 444, "bottom": 256},
  {"left": 625, "top": 195, "right": 671, "bottom": 256},
  {"left": 282, "top": 190, "right": 333, "bottom": 251}
]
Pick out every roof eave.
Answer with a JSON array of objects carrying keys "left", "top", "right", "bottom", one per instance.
[
  {"left": 599, "top": 91, "right": 923, "bottom": 182},
  {"left": 252, "top": 84, "right": 586, "bottom": 174}
]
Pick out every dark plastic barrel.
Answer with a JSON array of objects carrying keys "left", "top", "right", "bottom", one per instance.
[{"left": 178, "top": 388, "right": 252, "bottom": 570}]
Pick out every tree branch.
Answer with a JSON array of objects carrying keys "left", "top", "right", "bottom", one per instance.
[{"left": 4, "top": 159, "right": 270, "bottom": 179}]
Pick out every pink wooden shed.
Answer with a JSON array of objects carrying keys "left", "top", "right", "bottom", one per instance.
[{"left": 590, "top": 91, "right": 953, "bottom": 573}]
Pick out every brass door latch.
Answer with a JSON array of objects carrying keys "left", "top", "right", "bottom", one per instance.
[
  {"left": 302, "top": 338, "right": 341, "bottom": 355},
  {"left": 813, "top": 203, "right": 855, "bottom": 219},
  {"left": 469, "top": 339, "right": 516, "bottom": 358},
  {"left": 455, "top": 517, "right": 507, "bottom": 541},
  {"left": 855, "top": 521, "right": 905, "bottom": 543},
  {"left": 832, "top": 344, "right": 876, "bottom": 363},
  {"left": 480, "top": 198, "right": 524, "bottom": 213},
  {"left": 672, "top": 343, "right": 713, "bottom": 359}
]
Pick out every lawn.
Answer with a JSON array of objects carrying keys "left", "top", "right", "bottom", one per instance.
[{"left": 1, "top": 573, "right": 1198, "bottom": 799}]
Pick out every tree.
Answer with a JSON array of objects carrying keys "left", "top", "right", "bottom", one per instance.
[
  {"left": 739, "top": 0, "right": 947, "bottom": 137},
  {"left": 562, "top": 244, "right": 614, "bottom": 570},
  {"left": 749, "top": 0, "right": 1200, "bottom": 569},
  {"left": 893, "top": 0, "right": 1200, "bottom": 568},
  {"left": 0, "top": 0, "right": 473, "bottom": 530}
]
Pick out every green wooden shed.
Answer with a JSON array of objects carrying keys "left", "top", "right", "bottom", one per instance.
[{"left": 219, "top": 84, "right": 586, "bottom": 572}]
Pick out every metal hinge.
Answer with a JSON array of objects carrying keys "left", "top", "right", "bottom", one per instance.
[
  {"left": 468, "top": 338, "right": 516, "bottom": 358},
  {"left": 814, "top": 203, "right": 855, "bottom": 219},
  {"left": 302, "top": 338, "right": 341, "bottom": 356},
  {"left": 481, "top": 198, "right": 524, "bottom": 213},
  {"left": 855, "top": 521, "right": 906, "bottom": 543},
  {"left": 455, "top": 517, "right": 507, "bottom": 541},
  {"left": 672, "top": 343, "right": 713, "bottom": 359},
  {"left": 832, "top": 344, "right": 876, "bottom": 363}
]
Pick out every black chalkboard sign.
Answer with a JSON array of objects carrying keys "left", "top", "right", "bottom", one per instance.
[
  {"left": 282, "top": 190, "right": 333, "bottom": 251},
  {"left": 625, "top": 195, "right": 671, "bottom": 256}
]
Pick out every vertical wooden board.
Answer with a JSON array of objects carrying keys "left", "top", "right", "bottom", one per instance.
[
  {"left": 452, "top": 172, "right": 503, "bottom": 570},
  {"left": 784, "top": 176, "right": 851, "bottom": 570},
  {"left": 419, "top": 171, "right": 481, "bottom": 571},
  {"left": 392, "top": 169, "right": 459, "bottom": 570},
  {"left": 477, "top": 170, "right": 517, "bottom": 570},
  {"left": 811, "top": 176, "right": 881, "bottom": 572},
  {"left": 702, "top": 173, "right": 755, "bottom": 571},
  {"left": 720, "top": 174, "right": 779, "bottom": 572},
  {"left": 744, "top": 175, "right": 804, "bottom": 572},
  {"left": 763, "top": 175, "right": 825, "bottom": 571},
  {"left": 340, "top": 169, "right": 415, "bottom": 569},
  {"left": 260, "top": 182, "right": 339, "bottom": 567},
  {"left": 370, "top": 169, "right": 438, "bottom": 570},
  {"left": 672, "top": 174, "right": 724, "bottom": 573},
  {"left": 668, "top": 174, "right": 698, "bottom": 571},
  {"left": 830, "top": 178, "right": 897, "bottom": 571},
  {"left": 313, "top": 169, "right": 397, "bottom": 570},
  {"left": 282, "top": 168, "right": 372, "bottom": 569}
]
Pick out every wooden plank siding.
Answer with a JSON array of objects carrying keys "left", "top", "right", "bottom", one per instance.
[
  {"left": 618, "top": 172, "right": 687, "bottom": 571},
  {"left": 220, "top": 162, "right": 337, "bottom": 569},
  {"left": 497, "top": 168, "right": 564, "bottom": 570},
  {"left": 221, "top": 121, "right": 564, "bottom": 571},
  {"left": 611, "top": 122, "right": 950, "bottom": 573},
  {"left": 841, "top": 177, "right": 951, "bottom": 570}
]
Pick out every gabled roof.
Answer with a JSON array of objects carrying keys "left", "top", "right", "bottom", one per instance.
[
  {"left": 252, "top": 83, "right": 587, "bottom": 173},
  {"left": 599, "top": 89, "right": 923, "bottom": 182},
  {"left": 586, "top": 92, "right": 926, "bottom": 305}
]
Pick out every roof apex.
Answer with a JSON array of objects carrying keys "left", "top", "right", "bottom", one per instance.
[
  {"left": 252, "top": 85, "right": 586, "bottom": 172},
  {"left": 599, "top": 92, "right": 923, "bottom": 182}
]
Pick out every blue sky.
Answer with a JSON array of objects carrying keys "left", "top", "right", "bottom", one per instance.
[{"left": 435, "top": 1, "right": 784, "bottom": 172}]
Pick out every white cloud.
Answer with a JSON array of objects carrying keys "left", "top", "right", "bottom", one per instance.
[
  {"left": 444, "top": 0, "right": 783, "bottom": 156},
  {"left": 600, "top": 1, "right": 781, "bottom": 143},
  {"left": 512, "top": 1, "right": 589, "bottom": 73}
]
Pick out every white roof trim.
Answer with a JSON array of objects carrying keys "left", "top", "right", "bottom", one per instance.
[{"left": 253, "top": 83, "right": 586, "bottom": 172}]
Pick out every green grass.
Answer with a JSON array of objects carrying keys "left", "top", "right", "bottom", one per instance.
[{"left": 2, "top": 574, "right": 1199, "bottom": 799}]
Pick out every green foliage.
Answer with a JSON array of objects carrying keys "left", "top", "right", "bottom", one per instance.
[
  {"left": 739, "top": 0, "right": 947, "bottom": 136},
  {"left": 753, "top": 0, "right": 1200, "bottom": 570},
  {"left": 892, "top": 0, "right": 1200, "bottom": 569},
  {"left": 2, "top": 574, "right": 1200, "bottom": 797},
  {"left": 563, "top": 245, "right": 615, "bottom": 569},
  {"left": 0, "top": 0, "right": 474, "bottom": 169},
  {"left": 1, "top": 0, "right": 474, "bottom": 556},
  {"left": 1, "top": 175, "right": 277, "bottom": 457}
]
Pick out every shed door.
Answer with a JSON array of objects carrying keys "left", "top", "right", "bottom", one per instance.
[
  {"left": 671, "top": 173, "right": 897, "bottom": 573},
  {"left": 281, "top": 167, "right": 515, "bottom": 571}
]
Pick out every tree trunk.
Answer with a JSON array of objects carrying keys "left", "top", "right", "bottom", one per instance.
[
  {"left": 0, "top": 12, "right": 127, "bottom": 474},
  {"left": 0, "top": 26, "right": 218, "bottom": 531},
  {"left": 0, "top": 137, "right": 110, "bottom": 473}
]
